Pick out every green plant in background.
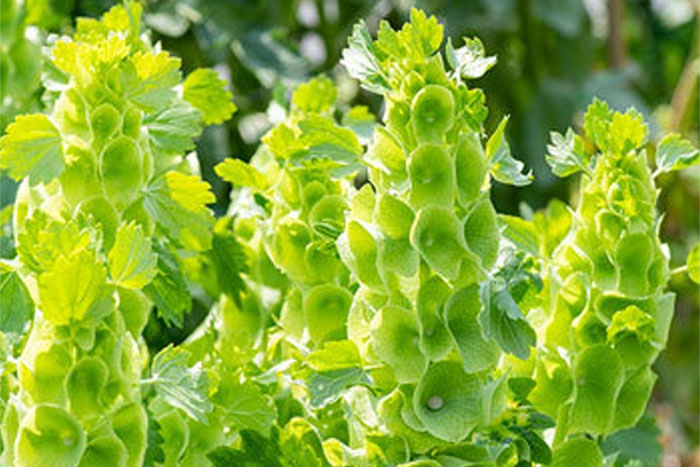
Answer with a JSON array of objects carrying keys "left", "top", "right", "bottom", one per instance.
[
  {"left": 0, "top": 0, "right": 42, "bottom": 131},
  {"left": 0, "top": 2, "right": 234, "bottom": 465}
]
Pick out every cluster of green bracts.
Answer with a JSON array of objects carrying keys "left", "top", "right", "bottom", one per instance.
[
  {"left": 522, "top": 102, "right": 676, "bottom": 458},
  {"left": 0, "top": 3, "right": 233, "bottom": 466},
  {"left": 339, "top": 38, "right": 508, "bottom": 450},
  {"left": 218, "top": 74, "right": 362, "bottom": 355}
]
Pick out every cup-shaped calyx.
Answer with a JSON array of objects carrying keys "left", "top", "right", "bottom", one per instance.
[{"left": 0, "top": 3, "right": 234, "bottom": 466}]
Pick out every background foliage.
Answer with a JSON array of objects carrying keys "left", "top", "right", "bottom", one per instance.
[{"left": 1, "top": 0, "right": 698, "bottom": 463}]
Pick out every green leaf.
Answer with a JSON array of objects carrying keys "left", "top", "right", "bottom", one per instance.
[
  {"left": 215, "top": 159, "right": 267, "bottom": 190},
  {"left": 183, "top": 68, "right": 236, "bottom": 125},
  {"left": 584, "top": 99, "right": 647, "bottom": 154},
  {"left": 340, "top": 20, "right": 389, "bottom": 93},
  {"left": 262, "top": 123, "right": 306, "bottom": 160},
  {"left": 217, "top": 381, "right": 277, "bottom": 436},
  {"left": 306, "top": 340, "right": 361, "bottom": 371},
  {"left": 342, "top": 106, "right": 375, "bottom": 143},
  {"left": 308, "top": 367, "right": 371, "bottom": 408},
  {"left": 445, "top": 285, "right": 501, "bottom": 373},
  {"left": 145, "top": 100, "right": 202, "bottom": 155},
  {"left": 446, "top": 37, "right": 496, "bottom": 79},
  {"left": 292, "top": 75, "right": 336, "bottom": 114},
  {"left": 486, "top": 116, "right": 532, "bottom": 186},
  {"left": 142, "top": 241, "right": 190, "bottom": 327},
  {"left": 280, "top": 418, "right": 329, "bottom": 467},
  {"left": 208, "top": 430, "right": 283, "bottom": 467},
  {"left": 584, "top": 98, "right": 614, "bottom": 152},
  {"left": 609, "top": 108, "right": 647, "bottom": 154},
  {"left": 108, "top": 221, "right": 157, "bottom": 289},
  {"left": 210, "top": 222, "right": 248, "bottom": 307},
  {"left": 149, "top": 345, "right": 213, "bottom": 423},
  {"left": 298, "top": 114, "right": 363, "bottom": 164},
  {"left": 479, "top": 279, "right": 536, "bottom": 360},
  {"left": 143, "top": 411, "right": 165, "bottom": 467},
  {"left": 0, "top": 271, "right": 34, "bottom": 334},
  {"left": 499, "top": 215, "right": 539, "bottom": 256},
  {"left": 545, "top": 128, "right": 591, "bottom": 177},
  {"left": 552, "top": 438, "right": 602, "bottom": 467},
  {"left": 656, "top": 134, "right": 700, "bottom": 173},
  {"left": 0, "top": 114, "right": 64, "bottom": 185},
  {"left": 143, "top": 171, "right": 215, "bottom": 251},
  {"left": 38, "top": 248, "right": 110, "bottom": 326},
  {"left": 601, "top": 414, "right": 662, "bottom": 466},
  {"left": 122, "top": 51, "right": 181, "bottom": 111},
  {"left": 687, "top": 243, "right": 700, "bottom": 284},
  {"left": 463, "top": 198, "right": 500, "bottom": 270},
  {"left": 519, "top": 430, "right": 552, "bottom": 464}
]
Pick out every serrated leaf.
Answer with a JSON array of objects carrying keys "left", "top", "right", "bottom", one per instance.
[
  {"left": 0, "top": 114, "right": 64, "bottom": 185},
  {"left": 262, "top": 123, "right": 306, "bottom": 160},
  {"left": 479, "top": 279, "right": 536, "bottom": 360},
  {"left": 145, "top": 100, "right": 202, "bottom": 155},
  {"left": 291, "top": 75, "right": 336, "bottom": 114},
  {"left": 0, "top": 271, "right": 34, "bottom": 334},
  {"left": 150, "top": 345, "right": 213, "bottom": 423},
  {"left": 183, "top": 68, "right": 236, "bottom": 125},
  {"left": 108, "top": 222, "right": 157, "bottom": 289},
  {"left": 446, "top": 36, "right": 497, "bottom": 79},
  {"left": 388, "top": 8, "right": 443, "bottom": 61},
  {"left": 486, "top": 116, "right": 532, "bottom": 186},
  {"left": 655, "top": 133, "right": 699, "bottom": 174},
  {"left": 546, "top": 128, "right": 591, "bottom": 177},
  {"left": 340, "top": 20, "right": 389, "bottom": 93},
  {"left": 298, "top": 115, "right": 362, "bottom": 164},
  {"left": 122, "top": 51, "right": 181, "bottom": 111},
  {"left": 215, "top": 159, "right": 267, "bottom": 190},
  {"left": 38, "top": 248, "right": 110, "bottom": 326},
  {"left": 143, "top": 171, "right": 214, "bottom": 251},
  {"left": 142, "top": 242, "right": 189, "bottom": 327}
]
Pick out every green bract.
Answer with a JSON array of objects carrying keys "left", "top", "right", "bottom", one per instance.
[{"left": 0, "top": 3, "right": 234, "bottom": 466}]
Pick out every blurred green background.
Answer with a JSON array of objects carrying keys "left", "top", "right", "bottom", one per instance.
[{"left": 1, "top": 0, "right": 698, "bottom": 463}]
